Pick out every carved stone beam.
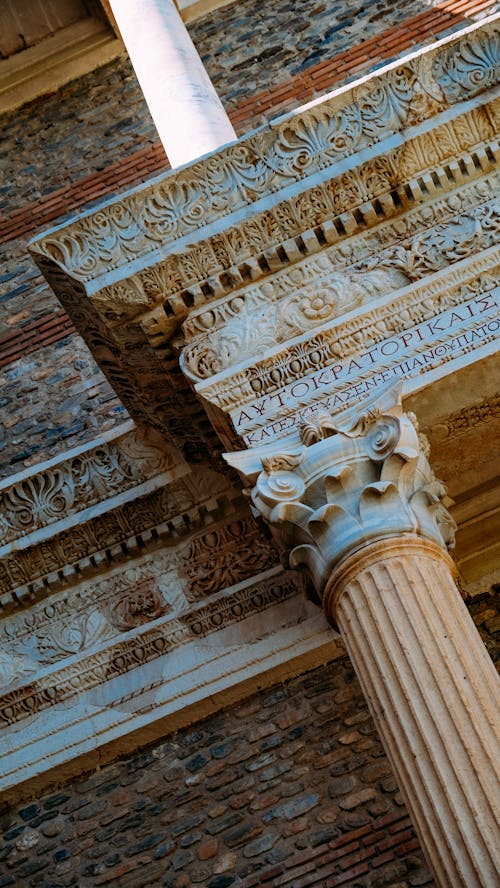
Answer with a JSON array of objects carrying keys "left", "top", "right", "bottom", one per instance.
[{"left": 226, "top": 383, "right": 500, "bottom": 888}]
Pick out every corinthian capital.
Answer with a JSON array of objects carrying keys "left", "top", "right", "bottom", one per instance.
[{"left": 225, "top": 383, "right": 456, "bottom": 601}]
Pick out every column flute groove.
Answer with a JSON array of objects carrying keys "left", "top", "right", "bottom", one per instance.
[
  {"left": 227, "top": 386, "right": 500, "bottom": 887},
  {"left": 382, "top": 556, "right": 495, "bottom": 778},
  {"left": 340, "top": 586, "right": 452, "bottom": 888},
  {"left": 340, "top": 567, "right": 473, "bottom": 886},
  {"left": 334, "top": 540, "right": 500, "bottom": 887}
]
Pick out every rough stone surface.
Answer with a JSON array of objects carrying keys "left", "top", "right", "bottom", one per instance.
[
  {"left": 1, "top": 0, "right": 494, "bottom": 476},
  {"left": 0, "top": 335, "right": 126, "bottom": 477},
  {"left": 194, "top": 0, "right": 469, "bottom": 107},
  {"left": 0, "top": 659, "right": 436, "bottom": 887}
]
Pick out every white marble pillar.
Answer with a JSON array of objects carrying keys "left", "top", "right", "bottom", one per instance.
[
  {"left": 326, "top": 536, "right": 500, "bottom": 888},
  {"left": 226, "top": 386, "right": 500, "bottom": 888},
  {"left": 109, "top": 0, "right": 236, "bottom": 167}
]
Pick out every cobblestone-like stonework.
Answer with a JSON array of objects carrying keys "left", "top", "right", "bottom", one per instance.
[
  {"left": 0, "top": 59, "right": 157, "bottom": 215},
  {"left": 0, "top": 334, "right": 126, "bottom": 477},
  {"left": 0, "top": 659, "right": 435, "bottom": 888},
  {"left": 0, "top": 587, "right": 496, "bottom": 885},
  {"left": 468, "top": 592, "right": 500, "bottom": 665},
  {"left": 194, "top": 0, "right": 447, "bottom": 106},
  {"left": 3, "top": 0, "right": 494, "bottom": 211},
  {"left": 1, "top": 0, "right": 496, "bottom": 476}
]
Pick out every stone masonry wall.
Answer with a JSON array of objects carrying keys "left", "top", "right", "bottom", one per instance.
[
  {"left": 0, "top": 593, "right": 496, "bottom": 887},
  {"left": 0, "top": 658, "right": 436, "bottom": 888},
  {"left": 0, "top": 0, "right": 495, "bottom": 476}
]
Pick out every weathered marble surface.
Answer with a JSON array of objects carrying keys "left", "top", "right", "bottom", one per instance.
[
  {"left": 27, "top": 19, "right": 500, "bottom": 459},
  {"left": 7, "top": 16, "right": 498, "bottom": 807}
]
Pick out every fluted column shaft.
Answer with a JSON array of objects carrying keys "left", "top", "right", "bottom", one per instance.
[
  {"left": 109, "top": 0, "right": 236, "bottom": 167},
  {"left": 325, "top": 535, "right": 500, "bottom": 888},
  {"left": 226, "top": 387, "right": 500, "bottom": 886}
]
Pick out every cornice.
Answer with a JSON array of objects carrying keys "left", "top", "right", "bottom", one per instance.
[
  {"left": 29, "top": 18, "right": 500, "bottom": 289},
  {"left": 0, "top": 605, "right": 337, "bottom": 802},
  {"left": 26, "top": 19, "right": 500, "bottom": 459},
  {"left": 180, "top": 185, "right": 499, "bottom": 380},
  {"left": 0, "top": 422, "right": 186, "bottom": 552},
  {"left": 195, "top": 247, "right": 500, "bottom": 416},
  {"left": 93, "top": 123, "right": 500, "bottom": 338},
  {"left": 0, "top": 570, "right": 301, "bottom": 729},
  {"left": 0, "top": 459, "right": 243, "bottom": 613}
]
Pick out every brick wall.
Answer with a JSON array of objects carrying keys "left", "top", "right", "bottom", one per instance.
[
  {"left": 0, "top": 339, "right": 125, "bottom": 477},
  {"left": 194, "top": 0, "right": 497, "bottom": 110},
  {"left": 0, "top": 0, "right": 496, "bottom": 476},
  {"left": 0, "top": 596, "right": 496, "bottom": 886},
  {"left": 0, "top": 658, "right": 436, "bottom": 888}
]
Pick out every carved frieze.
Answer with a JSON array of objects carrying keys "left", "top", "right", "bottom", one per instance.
[
  {"left": 0, "top": 511, "right": 280, "bottom": 682},
  {"left": 0, "top": 548, "right": 182, "bottom": 688},
  {"left": 86, "top": 117, "right": 498, "bottom": 331},
  {"left": 0, "top": 423, "right": 184, "bottom": 549},
  {"left": 0, "top": 569, "right": 303, "bottom": 727},
  {"left": 429, "top": 391, "right": 500, "bottom": 439},
  {"left": 179, "top": 516, "right": 280, "bottom": 601},
  {"left": 0, "top": 466, "right": 242, "bottom": 609},
  {"left": 181, "top": 190, "right": 499, "bottom": 379},
  {"left": 29, "top": 22, "right": 499, "bottom": 286},
  {"left": 194, "top": 248, "right": 499, "bottom": 443},
  {"left": 24, "top": 22, "right": 499, "bottom": 469}
]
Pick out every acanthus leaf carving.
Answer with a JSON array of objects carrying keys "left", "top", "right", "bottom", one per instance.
[
  {"left": 0, "top": 424, "right": 181, "bottom": 547},
  {"left": 225, "top": 383, "right": 456, "bottom": 601},
  {"left": 0, "top": 570, "right": 303, "bottom": 727},
  {"left": 180, "top": 194, "right": 499, "bottom": 381},
  {"left": 178, "top": 516, "right": 280, "bottom": 602},
  {"left": 432, "top": 28, "right": 500, "bottom": 101},
  {"left": 29, "top": 22, "right": 499, "bottom": 285}
]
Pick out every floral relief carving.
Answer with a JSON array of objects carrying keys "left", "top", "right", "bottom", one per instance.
[
  {"left": 0, "top": 426, "right": 180, "bottom": 546},
  {"left": 0, "top": 548, "right": 183, "bottom": 687},
  {"left": 178, "top": 516, "right": 280, "bottom": 601},
  {"left": 0, "top": 570, "right": 302, "bottom": 726},
  {"left": 0, "top": 470, "right": 75, "bottom": 538},
  {"left": 0, "top": 467, "right": 237, "bottom": 605},
  {"left": 0, "top": 512, "right": 281, "bottom": 690},
  {"left": 200, "top": 248, "right": 500, "bottom": 412},
  {"left": 180, "top": 175, "right": 497, "bottom": 340},
  {"left": 63, "top": 109, "right": 495, "bottom": 338},
  {"left": 35, "top": 610, "right": 111, "bottom": 663},
  {"left": 226, "top": 384, "right": 456, "bottom": 602},
  {"left": 106, "top": 582, "right": 168, "bottom": 632},
  {"left": 181, "top": 194, "right": 499, "bottom": 380},
  {"left": 29, "top": 23, "right": 499, "bottom": 284},
  {"left": 432, "top": 29, "right": 500, "bottom": 101},
  {"left": 182, "top": 267, "right": 402, "bottom": 379}
]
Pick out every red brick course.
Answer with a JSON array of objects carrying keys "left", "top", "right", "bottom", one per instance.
[
  {"left": 0, "top": 0, "right": 494, "bottom": 380},
  {"left": 0, "top": 309, "right": 74, "bottom": 367},
  {"left": 0, "top": 0, "right": 494, "bottom": 249}
]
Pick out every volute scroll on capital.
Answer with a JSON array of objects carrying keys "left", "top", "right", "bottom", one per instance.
[{"left": 224, "top": 383, "right": 456, "bottom": 609}]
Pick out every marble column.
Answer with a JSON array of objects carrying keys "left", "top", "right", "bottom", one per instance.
[
  {"left": 226, "top": 385, "right": 500, "bottom": 888},
  {"left": 108, "top": 0, "right": 236, "bottom": 167}
]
